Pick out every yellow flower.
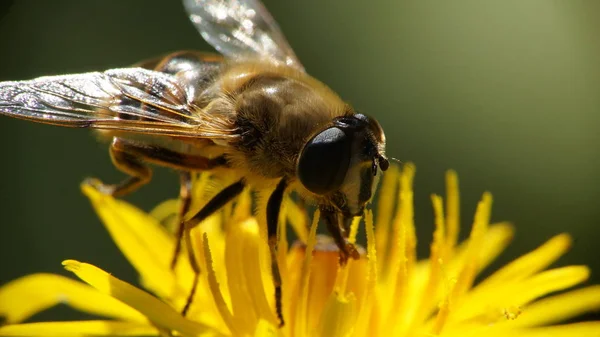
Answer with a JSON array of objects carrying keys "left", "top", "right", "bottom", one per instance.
[{"left": 1, "top": 164, "right": 600, "bottom": 336}]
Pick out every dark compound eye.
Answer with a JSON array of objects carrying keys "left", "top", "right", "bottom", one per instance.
[{"left": 297, "top": 127, "right": 352, "bottom": 195}]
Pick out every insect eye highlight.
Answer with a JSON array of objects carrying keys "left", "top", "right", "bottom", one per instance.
[{"left": 297, "top": 127, "right": 352, "bottom": 195}]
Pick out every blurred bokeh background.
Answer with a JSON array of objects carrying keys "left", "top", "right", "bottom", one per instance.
[{"left": 1, "top": 0, "right": 599, "bottom": 322}]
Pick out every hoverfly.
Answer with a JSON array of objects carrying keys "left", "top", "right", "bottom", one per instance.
[{"left": 0, "top": 0, "right": 388, "bottom": 325}]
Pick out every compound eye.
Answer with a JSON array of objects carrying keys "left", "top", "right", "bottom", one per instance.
[{"left": 297, "top": 127, "right": 352, "bottom": 195}]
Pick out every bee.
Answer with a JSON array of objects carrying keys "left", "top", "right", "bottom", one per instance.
[{"left": 0, "top": 0, "right": 388, "bottom": 325}]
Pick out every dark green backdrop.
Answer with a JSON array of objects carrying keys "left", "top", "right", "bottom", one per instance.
[{"left": 1, "top": 0, "right": 599, "bottom": 322}]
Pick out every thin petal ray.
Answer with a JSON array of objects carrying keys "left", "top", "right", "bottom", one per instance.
[
  {"left": 355, "top": 209, "right": 378, "bottom": 337},
  {"left": 445, "top": 170, "right": 460, "bottom": 251},
  {"left": 0, "top": 320, "right": 157, "bottom": 337},
  {"left": 0, "top": 273, "right": 145, "bottom": 324},
  {"left": 483, "top": 322, "right": 600, "bottom": 337},
  {"left": 508, "top": 285, "right": 600, "bottom": 327},
  {"left": 62, "top": 260, "right": 214, "bottom": 337},
  {"left": 479, "top": 234, "right": 572, "bottom": 288},
  {"left": 294, "top": 209, "right": 320, "bottom": 337},
  {"left": 316, "top": 294, "right": 357, "bottom": 337},
  {"left": 238, "top": 220, "right": 279, "bottom": 326},
  {"left": 500, "top": 265, "right": 589, "bottom": 306},
  {"left": 454, "top": 266, "right": 590, "bottom": 323},
  {"left": 202, "top": 233, "right": 242, "bottom": 336}
]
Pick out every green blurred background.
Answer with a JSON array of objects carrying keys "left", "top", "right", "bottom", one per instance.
[{"left": 1, "top": 0, "right": 599, "bottom": 322}]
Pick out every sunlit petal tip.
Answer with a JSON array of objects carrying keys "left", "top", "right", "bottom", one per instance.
[
  {"left": 62, "top": 259, "right": 81, "bottom": 272},
  {"left": 80, "top": 182, "right": 107, "bottom": 202},
  {"left": 556, "top": 232, "right": 572, "bottom": 245},
  {"left": 488, "top": 222, "right": 515, "bottom": 240}
]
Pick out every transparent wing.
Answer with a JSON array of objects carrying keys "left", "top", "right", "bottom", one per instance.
[
  {"left": 183, "top": 0, "right": 304, "bottom": 71},
  {"left": 0, "top": 68, "right": 237, "bottom": 139}
]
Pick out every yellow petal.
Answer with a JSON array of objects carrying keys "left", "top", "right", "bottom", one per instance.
[
  {"left": 402, "top": 194, "right": 446, "bottom": 336},
  {"left": 335, "top": 217, "right": 362, "bottom": 297},
  {"left": 0, "top": 321, "right": 157, "bottom": 337},
  {"left": 293, "top": 209, "right": 320, "bottom": 337},
  {"left": 284, "top": 195, "right": 308, "bottom": 243},
  {"left": 0, "top": 274, "right": 145, "bottom": 324},
  {"left": 239, "top": 221, "right": 279, "bottom": 327},
  {"left": 202, "top": 233, "right": 242, "bottom": 336},
  {"left": 452, "top": 193, "right": 493, "bottom": 300},
  {"left": 452, "top": 266, "right": 590, "bottom": 325},
  {"left": 224, "top": 218, "right": 278, "bottom": 332},
  {"left": 478, "top": 234, "right": 572, "bottom": 289},
  {"left": 82, "top": 184, "right": 191, "bottom": 299},
  {"left": 149, "top": 198, "right": 179, "bottom": 233},
  {"left": 382, "top": 163, "right": 413, "bottom": 281},
  {"left": 514, "top": 322, "right": 600, "bottom": 337},
  {"left": 481, "top": 322, "right": 600, "bottom": 337},
  {"left": 354, "top": 209, "right": 378, "bottom": 337},
  {"left": 508, "top": 285, "right": 600, "bottom": 327},
  {"left": 254, "top": 319, "right": 282, "bottom": 337},
  {"left": 225, "top": 220, "right": 260, "bottom": 332},
  {"left": 232, "top": 188, "right": 252, "bottom": 224},
  {"left": 433, "top": 223, "right": 514, "bottom": 284},
  {"left": 500, "top": 265, "right": 590, "bottom": 307},
  {"left": 287, "top": 239, "right": 367, "bottom": 333},
  {"left": 62, "top": 260, "right": 214, "bottom": 337},
  {"left": 473, "top": 222, "right": 515, "bottom": 272},
  {"left": 149, "top": 198, "right": 179, "bottom": 221},
  {"left": 374, "top": 163, "right": 399, "bottom": 267},
  {"left": 445, "top": 170, "right": 460, "bottom": 252},
  {"left": 411, "top": 223, "right": 514, "bottom": 328},
  {"left": 277, "top": 197, "right": 291, "bottom": 328},
  {"left": 316, "top": 293, "right": 357, "bottom": 337},
  {"left": 431, "top": 291, "right": 452, "bottom": 336},
  {"left": 383, "top": 163, "right": 416, "bottom": 327}
]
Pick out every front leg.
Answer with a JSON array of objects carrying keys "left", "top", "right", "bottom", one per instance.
[
  {"left": 321, "top": 209, "right": 360, "bottom": 265},
  {"left": 266, "top": 179, "right": 288, "bottom": 327}
]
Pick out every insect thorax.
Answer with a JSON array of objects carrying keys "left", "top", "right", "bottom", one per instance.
[{"left": 226, "top": 70, "right": 346, "bottom": 180}]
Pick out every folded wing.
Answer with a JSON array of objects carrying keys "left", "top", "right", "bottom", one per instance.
[{"left": 0, "top": 68, "right": 237, "bottom": 139}]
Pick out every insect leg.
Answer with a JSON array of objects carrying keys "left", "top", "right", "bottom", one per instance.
[
  {"left": 171, "top": 171, "right": 192, "bottom": 271},
  {"left": 181, "top": 179, "right": 246, "bottom": 316},
  {"left": 266, "top": 179, "right": 288, "bottom": 327},
  {"left": 321, "top": 209, "right": 360, "bottom": 265},
  {"left": 88, "top": 138, "right": 154, "bottom": 197},
  {"left": 105, "top": 138, "right": 230, "bottom": 271},
  {"left": 87, "top": 137, "right": 228, "bottom": 197}
]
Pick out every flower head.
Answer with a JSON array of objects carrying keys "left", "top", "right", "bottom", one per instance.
[{"left": 1, "top": 164, "right": 599, "bottom": 336}]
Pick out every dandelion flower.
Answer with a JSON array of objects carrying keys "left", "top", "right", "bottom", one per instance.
[{"left": 1, "top": 164, "right": 599, "bottom": 336}]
